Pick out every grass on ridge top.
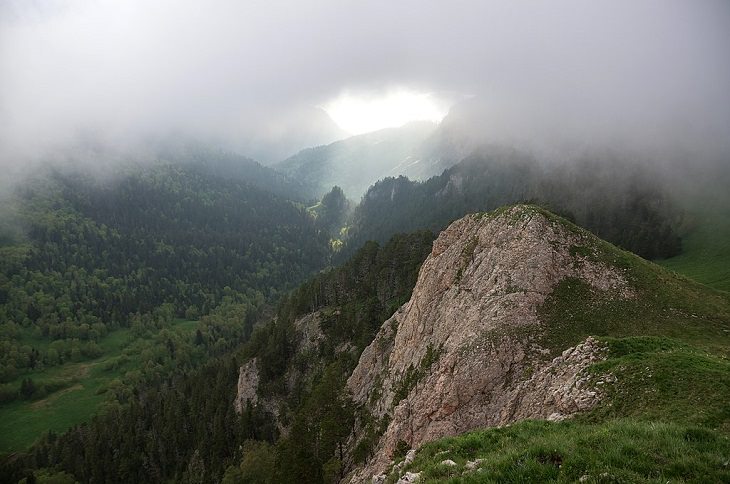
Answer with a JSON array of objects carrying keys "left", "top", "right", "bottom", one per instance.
[
  {"left": 385, "top": 419, "right": 730, "bottom": 483},
  {"left": 534, "top": 226, "right": 730, "bottom": 428},
  {"left": 584, "top": 336, "right": 730, "bottom": 433},
  {"left": 535, "top": 218, "right": 730, "bottom": 358}
]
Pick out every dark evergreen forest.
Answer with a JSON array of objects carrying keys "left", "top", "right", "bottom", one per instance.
[
  {"left": 0, "top": 162, "right": 329, "bottom": 387},
  {"left": 344, "top": 149, "right": 682, "bottom": 262}
]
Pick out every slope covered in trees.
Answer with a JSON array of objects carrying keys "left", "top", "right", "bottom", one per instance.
[
  {"left": 158, "top": 144, "right": 311, "bottom": 201},
  {"left": 0, "top": 161, "right": 331, "bottom": 451},
  {"left": 345, "top": 148, "right": 683, "bottom": 262},
  {"left": 1, "top": 230, "right": 435, "bottom": 483},
  {"left": 1, "top": 162, "right": 328, "bottom": 345}
]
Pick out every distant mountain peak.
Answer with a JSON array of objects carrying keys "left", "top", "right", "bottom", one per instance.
[{"left": 275, "top": 121, "right": 437, "bottom": 199}]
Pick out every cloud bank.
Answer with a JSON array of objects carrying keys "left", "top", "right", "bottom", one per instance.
[{"left": 1, "top": 0, "right": 729, "bottom": 168}]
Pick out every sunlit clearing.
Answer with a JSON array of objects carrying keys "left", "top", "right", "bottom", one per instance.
[{"left": 322, "top": 89, "right": 451, "bottom": 135}]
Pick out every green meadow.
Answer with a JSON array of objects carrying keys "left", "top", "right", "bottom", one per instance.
[
  {"left": 0, "top": 319, "right": 199, "bottom": 452},
  {"left": 658, "top": 195, "right": 730, "bottom": 292}
]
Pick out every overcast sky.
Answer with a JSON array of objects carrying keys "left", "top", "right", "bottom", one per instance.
[{"left": 1, "top": 0, "right": 729, "bottom": 168}]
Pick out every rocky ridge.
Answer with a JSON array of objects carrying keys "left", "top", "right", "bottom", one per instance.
[{"left": 346, "top": 206, "right": 633, "bottom": 480}]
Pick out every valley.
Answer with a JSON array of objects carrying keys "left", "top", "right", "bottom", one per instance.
[
  {"left": 0, "top": 149, "right": 728, "bottom": 483},
  {"left": 2, "top": 3, "right": 729, "bottom": 481},
  {"left": 0, "top": 319, "right": 197, "bottom": 452}
]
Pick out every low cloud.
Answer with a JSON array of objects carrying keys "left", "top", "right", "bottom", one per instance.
[{"left": 1, "top": 0, "right": 728, "bottom": 168}]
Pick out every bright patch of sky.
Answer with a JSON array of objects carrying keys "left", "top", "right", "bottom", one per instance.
[{"left": 322, "top": 89, "right": 453, "bottom": 135}]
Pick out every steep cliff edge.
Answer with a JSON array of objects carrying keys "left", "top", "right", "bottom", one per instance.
[
  {"left": 347, "top": 205, "right": 636, "bottom": 479},
  {"left": 230, "top": 204, "right": 730, "bottom": 483}
]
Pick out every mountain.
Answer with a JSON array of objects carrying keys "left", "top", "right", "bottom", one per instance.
[
  {"left": 0, "top": 160, "right": 331, "bottom": 453},
  {"left": 270, "top": 95, "right": 596, "bottom": 200},
  {"left": 345, "top": 205, "right": 728, "bottom": 480},
  {"left": 352, "top": 206, "right": 730, "bottom": 482},
  {"left": 5, "top": 205, "right": 728, "bottom": 483},
  {"left": 275, "top": 121, "right": 436, "bottom": 199},
  {"left": 271, "top": 96, "right": 555, "bottom": 199},
  {"left": 226, "top": 105, "right": 348, "bottom": 165},
  {"left": 228, "top": 205, "right": 727, "bottom": 483},
  {"left": 271, "top": 99, "right": 502, "bottom": 201},
  {"left": 346, "top": 148, "right": 683, "bottom": 262},
  {"left": 156, "top": 143, "right": 311, "bottom": 200},
  {"left": 393, "top": 99, "right": 491, "bottom": 181}
]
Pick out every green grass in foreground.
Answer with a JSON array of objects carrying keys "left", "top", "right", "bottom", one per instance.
[
  {"left": 386, "top": 419, "right": 730, "bottom": 483},
  {"left": 388, "top": 336, "right": 730, "bottom": 483},
  {"left": 0, "top": 320, "right": 199, "bottom": 453}
]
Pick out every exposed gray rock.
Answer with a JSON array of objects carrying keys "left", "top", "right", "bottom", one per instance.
[
  {"left": 295, "top": 310, "right": 327, "bottom": 353},
  {"left": 233, "top": 358, "right": 260, "bottom": 413},
  {"left": 392, "top": 448, "right": 418, "bottom": 475},
  {"left": 234, "top": 310, "right": 344, "bottom": 435},
  {"left": 502, "top": 336, "right": 606, "bottom": 422},
  {"left": 404, "top": 449, "right": 417, "bottom": 464},
  {"left": 347, "top": 206, "right": 630, "bottom": 480},
  {"left": 465, "top": 459, "right": 484, "bottom": 471},
  {"left": 396, "top": 471, "right": 421, "bottom": 484}
]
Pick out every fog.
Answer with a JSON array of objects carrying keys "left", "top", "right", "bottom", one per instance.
[{"left": 1, "top": 0, "right": 729, "bottom": 173}]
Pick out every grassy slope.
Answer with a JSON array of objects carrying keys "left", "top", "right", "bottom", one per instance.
[
  {"left": 658, "top": 206, "right": 730, "bottom": 292},
  {"left": 0, "top": 320, "right": 198, "bottom": 452},
  {"left": 383, "top": 206, "right": 730, "bottom": 482},
  {"left": 387, "top": 419, "right": 730, "bottom": 483}
]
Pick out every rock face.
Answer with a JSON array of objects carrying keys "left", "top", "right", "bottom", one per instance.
[
  {"left": 234, "top": 311, "right": 329, "bottom": 430},
  {"left": 347, "top": 206, "right": 632, "bottom": 480},
  {"left": 233, "top": 358, "right": 261, "bottom": 414}
]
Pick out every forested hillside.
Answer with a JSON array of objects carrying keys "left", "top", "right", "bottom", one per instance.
[
  {"left": 159, "top": 144, "right": 311, "bottom": 201},
  {"left": 0, "top": 230, "right": 435, "bottom": 483},
  {"left": 1, "top": 163, "right": 329, "bottom": 355},
  {"left": 0, "top": 161, "right": 331, "bottom": 451},
  {"left": 345, "top": 148, "right": 683, "bottom": 261}
]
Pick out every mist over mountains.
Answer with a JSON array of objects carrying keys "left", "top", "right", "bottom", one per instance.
[
  {"left": 2, "top": 0, "right": 729, "bottom": 179},
  {"left": 276, "top": 121, "right": 437, "bottom": 199},
  {"left": 1, "top": 2, "right": 730, "bottom": 483}
]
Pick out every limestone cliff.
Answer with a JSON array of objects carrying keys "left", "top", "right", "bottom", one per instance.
[
  {"left": 346, "top": 206, "right": 633, "bottom": 480},
  {"left": 233, "top": 310, "right": 332, "bottom": 433}
]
